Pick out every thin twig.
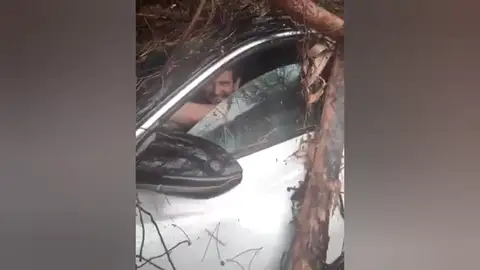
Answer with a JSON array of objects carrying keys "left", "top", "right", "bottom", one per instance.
[
  {"left": 228, "top": 247, "right": 264, "bottom": 262},
  {"left": 225, "top": 259, "right": 245, "bottom": 270},
  {"left": 161, "top": 0, "right": 207, "bottom": 72},
  {"left": 137, "top": 204, "right": 146, "bottom": 261},
  {"left": 205, "top": 229, "right": 226, "bottom": 246},
  {"left": 137, "top": 240, "right": 191, "bottom": 268},
  {"left": 224, "top": 247, "right": 263, "bottom": 270},
  {"left": 137, "top": 204, "right": 177, "bottom": 270},
  {"left": 247, "top": 247, "right": 263, "bottom": 270},
  {"left": 172, "top": 224, "right": 192, "bottom": 244},
  {"left": 180, "top": 0, "right": 207, "bottom": 42},
  {"left": 136, "top": 255, "right": 166, "bottom": 270},
  {"left": 214, "top": 223, "right": 223, "bottom": 261},
  {"left": 205, "top": 0, "right": 217, "bottom": 26},
  {"left": 201, "top": 222, "right": 220, "bottom": 261}
]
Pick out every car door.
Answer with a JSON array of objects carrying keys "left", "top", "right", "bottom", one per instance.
[{"left": 136, "top": 33, "right": 344, "bottom": 270}]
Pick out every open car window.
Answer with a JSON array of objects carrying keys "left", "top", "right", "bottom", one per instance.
[{"left": 188, "top": 63, "right": 311, "bottom": 156}]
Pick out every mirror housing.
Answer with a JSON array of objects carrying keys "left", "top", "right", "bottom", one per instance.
[{"left": 136, "top": 130, "right": 243, "bottom": 199}]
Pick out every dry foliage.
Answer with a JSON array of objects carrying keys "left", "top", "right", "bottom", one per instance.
[
  {"left": 136, "top": 0, "right": 343, "bottom": 64},
  {"left": 137, "top": 0, "right": 270, "bottom": 63}
]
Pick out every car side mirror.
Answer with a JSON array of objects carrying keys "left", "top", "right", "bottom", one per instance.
[{"left": 136, "top": 130, "right": 243, "bottom": 199}]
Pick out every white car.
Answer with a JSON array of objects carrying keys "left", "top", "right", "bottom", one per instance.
[{"left": 135, "top": 18, "right": 344, "bottom": 270}]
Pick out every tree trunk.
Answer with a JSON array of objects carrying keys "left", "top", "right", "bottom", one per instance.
[
  {"left": 292, "top": 42, "right": 344, "bottom": 270},
  {"left": 272, "top": 0, "right": 344, "bottom": 37}
]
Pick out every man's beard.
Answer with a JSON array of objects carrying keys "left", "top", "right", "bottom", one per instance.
[
  {"left": 210, "top": 96, "right": 224, "bottom": 104},
  {"left": 205, "top": 90, "right": 225, "bottom": 105}
]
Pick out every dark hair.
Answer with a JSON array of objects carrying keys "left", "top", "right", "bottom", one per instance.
[{"left": 227, "top": 66, "right": 242, "bottom": 81}]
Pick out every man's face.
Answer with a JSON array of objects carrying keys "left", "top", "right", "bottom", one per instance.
[{"left": 205, "top": 70, "right": 238, "bottom": 104}]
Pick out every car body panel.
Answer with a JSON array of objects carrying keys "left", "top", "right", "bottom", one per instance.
[{"left": 136, "top": 134, "right": 344, "bottom": 270}]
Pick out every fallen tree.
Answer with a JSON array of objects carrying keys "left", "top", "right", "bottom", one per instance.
[
  {"left": 292, "top": 41, "right": 344, "bottom": 270},
  {"left": 136, "top": 1, "right": 345, "bottom": 269},
  {"left": 272, "top": 0, "right": 343, "bottom": 37}
]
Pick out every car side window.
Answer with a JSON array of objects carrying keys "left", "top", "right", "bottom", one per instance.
[{"left": 188, "top": 63, "right": 314, "bottom": 156}]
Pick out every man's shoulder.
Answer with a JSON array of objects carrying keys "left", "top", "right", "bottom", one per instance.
[{"left": 190, "top": 92, "right": 210, "bottom": 104}]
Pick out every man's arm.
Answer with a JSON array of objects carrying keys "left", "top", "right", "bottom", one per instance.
[{"left": 169, "top": 102, "right": 216, "bottom": 126}]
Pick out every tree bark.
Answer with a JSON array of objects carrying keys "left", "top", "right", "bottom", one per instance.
[
  {"left": 292, "top": 42, "right": 344, "bottom": 270},
  {"left": 272, "top": 0, "right": 344, "bottom": 37}
]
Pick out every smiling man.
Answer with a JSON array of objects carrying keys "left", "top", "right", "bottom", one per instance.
[{"left": 169, "top": 69, "right": 241, "bottom": 130}]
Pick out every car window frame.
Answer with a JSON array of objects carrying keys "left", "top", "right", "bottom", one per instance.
[{"left": 135, "top": 30, "right": 306, "bottom": 153}]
